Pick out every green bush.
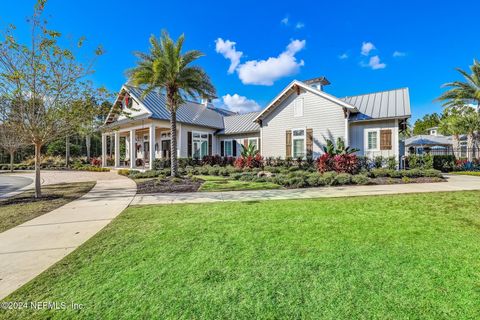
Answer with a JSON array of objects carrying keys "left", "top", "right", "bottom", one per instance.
[
  {"left": 352, "top": 174, "right": 370, "bottom": 185},
  {"left": 387, "top": 157, "right": 397, "bottom": 170},
  {"left": 401, "top": 169, "right": 423, "bottom": 178},
  {"left": 423, "top": 169, "right": 443, "bottom": 178},
  {"left": 336, "top": 173, "right": 352, "bottom": 185},
  {"left": 423, "top": 154, "right": 434, "bottom": 169},
  {"left": 322, "top": 171, "right": 338, "bottom": 186},
  {"left": 433, "top": 155, "right": 455, "bottom": 172},
  {"left": 208, "top": 165, "right": 221, "bottom": 176},
  {"left": 306, "top": 173, "right": 326, "bottom": 187}
]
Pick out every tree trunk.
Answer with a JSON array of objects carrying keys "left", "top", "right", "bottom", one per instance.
[
  {"left": 9, "top": 150, "right": 14, "bottom": 173},
  {"left": 170, "top": 109, "right": 178, "bottom": 177},
  {"left": 452, "top": 134, "right": 460, "bottom": 159},
  {"left": 34, "top": 142, "right": 42, "bottom": 198},
  {"left": 65, "top": 135, "right": 70, "bottom": 168},
  {"left": 467, "top": 133, "right": 474, "bottom": 162},
  {"left": 86, "top": 135, "right": 91, "bottom": 161}
]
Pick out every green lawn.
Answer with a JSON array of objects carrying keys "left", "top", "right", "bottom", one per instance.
[
  {"left": 0, "top": 182, "right": 95, "bottom": 233},
  {"left": 450, "top": 171, "right": 480, "bottom": 176},
  {"left": 2, "top": 191, "right": 480, "bottom": 319},
  {"left": 196, "top": 175, "right": 281, "bottom": 192}
]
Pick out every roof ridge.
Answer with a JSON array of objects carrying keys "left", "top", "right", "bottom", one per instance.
[
  {"left": 224, "top": 111, "right": 261, "bottom": 117},
  {"left": 341, "top": 87, "right": 408, "bottom": 99}
]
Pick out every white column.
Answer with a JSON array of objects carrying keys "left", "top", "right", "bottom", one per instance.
[
  {"left": 114, "top": 131, "right": 120, "bottom": 168},
  {"left": 129, "top": 129, "right": 135, "bottom": 169},
  {"left": 344, "top": 111, "right": 350, "bottom": 147},
  {"left": 149, "top": 124, "right": 155, "bottom": 170},
  {"left": 177, "top": 123, "right": 182, "bottom": 158},
  {"left": 101, "top": 133, "right": 107, "bottom": 167}
]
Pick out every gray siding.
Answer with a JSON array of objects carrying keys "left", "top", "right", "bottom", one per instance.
[
  {"left": 349, "top": 119, "right": 399, "bottom": 160},
  {"left": 217, "top": 132, "right": 260, "bottom": 157},
  {"left": 260, "top": 89, "right": 346, "bottom": 158}
]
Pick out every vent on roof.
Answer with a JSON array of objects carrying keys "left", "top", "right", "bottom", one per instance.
[{"left": 303, "top": 76, "right": 331, "bottom": 91}]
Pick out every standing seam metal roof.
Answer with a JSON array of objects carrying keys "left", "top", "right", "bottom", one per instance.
[
  {"left": 341, "top": 88, "right": 411, "bottom": 121},
  {"left": 218, "top": 112, "right": 261, "bottom": 135}
]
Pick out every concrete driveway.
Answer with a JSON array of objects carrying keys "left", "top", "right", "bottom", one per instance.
[
  {"left": 0, "top": 170, "right": 137, "bottom": 300},
  {"left": 0, "top": 175, "right": 33, "bottom": 197}
]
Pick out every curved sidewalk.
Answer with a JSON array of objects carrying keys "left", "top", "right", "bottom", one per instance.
[
  {"left": 0, "top": 171, "right": 136, "bottom": 300},
  {"left": 132, "top": 174, "right": 480, "bottom": 205}
]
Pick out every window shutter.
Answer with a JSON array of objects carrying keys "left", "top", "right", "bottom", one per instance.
[
  {"left": 187, "top": 131, "right": 192, "bottom": 157},
  {"left": 286, "top": 130, "right": 292, "bottom": 157},
  {"left": 232, "top": 140, "right": 237, "bottom": 156},
  {"left": 208, "top": 134, "right": 212, "bottom": 155},
  {"left": 258, "top": 138, "right": 261, "bottom": 154},
  {"left": 380, "top": 129, "right": 392, "bottom": 150},
  {"left": 220, "top": 141, "right": 225, "bottom": 156},
  {"left": 244, "top": 139, "right": 248, "bottom": 148},
  {"left": 306, "top": 128, "right": 313, "bottom": 157}
]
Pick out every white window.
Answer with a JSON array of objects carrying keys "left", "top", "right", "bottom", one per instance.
[
  {"left": 294, "top": 98, "right": 304, "bottom": 117},
  {"left": 224, "top": 140, "right": 233, "bottom": 156},
  {"left": 248, "top": 138, "right": 258, "bottom": 151},
  {"left": 292, "top": 129, "right": 306, "bottom": 158},
  {"left": 193, "top": 132, "right": 209, "bottom": 158},
  {"left": 365, "top": 129, "right": 379, "bottom": 151}
]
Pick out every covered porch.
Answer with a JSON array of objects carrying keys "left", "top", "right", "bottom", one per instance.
[{"left": 101, "top": 121, "right": 175, "bottom": 170}]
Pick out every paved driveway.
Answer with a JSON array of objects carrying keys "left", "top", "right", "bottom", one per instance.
[
  {"left": 0, "top": 175, "right": 33, "bottom": 197},
  {"left": 0, "top": 170, "right": 137, "bottom": 300}
]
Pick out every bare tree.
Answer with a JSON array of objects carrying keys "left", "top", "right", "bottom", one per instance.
[
  {"left": 0, "top": 120, "right": 27, "bottom": 172},
  {"left": 0, "top": 0, "right": 103, "bottom": 197}
]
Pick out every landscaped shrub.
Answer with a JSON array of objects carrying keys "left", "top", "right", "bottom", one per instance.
[
  {"left": 316, "top": 154, "right": 335, "bottom": 173},
  {"left": 402, "top": 169, "right": 423, "bottom": 178},
  {"left": 357, "top": 156, "right": 372, "bottom": 171},
  {"left": 433, "top": 155, "right": 455, "bottom": 172},
  {"left": 336, "top": 173, "right": 352, "bottom": 185},
  {"left": 234, "top": 154, "right": 263, "bottom": 169},
  {"left": 407, "top": 155, "right": 421, "bottom": 169},
  {"left": 373, "top": 156, "right": 384, "bottom": 168},
  {"left": 317, "top": 154, "right": 358, "bottom": 174},
  {"left": 208, "top": 165, "right": 221, "bottom": 176},
  {"left": 423, "top": 169, "right": 443, "bottom": 178},
  {"left": 90, "top": 157, "right": 102, "bottom": 167},
  {"left": 387, "top": 157, "right": 397, "bottom": 170},
  {"left": 423, "top": 153, "right": 433, "bottom": 169},
  {"left": 306, "top": 173, "right": 326, "bottom": 187},
  {"left": 322, "top": 171, "right": 338, "bottom": 186},
  {"left": 352, "top": 174, "right": 370, "bottom": 185}
]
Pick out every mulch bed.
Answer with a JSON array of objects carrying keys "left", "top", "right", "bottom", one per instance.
[
  {"left": 136, "top": 177, "right": 203, "bottom": 194},
  {"left": 371, "top": 177, "right": 446, "bottom": 184}
]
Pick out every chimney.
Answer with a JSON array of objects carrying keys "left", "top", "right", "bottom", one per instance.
[{"left": 303, "top": 76, "right": 331, "bottom": 91}]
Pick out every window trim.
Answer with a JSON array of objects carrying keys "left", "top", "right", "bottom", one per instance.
[
  {"left": 192, "top": 130, "right": 209, "bottom": 158},
  {"left": 247, "top": 137, "right": 259, "bottom": 150},
  {"left": 365, "top": 129, "right": 380, "bottom": 152},
  {"left": 293, "top": 98, "right": 304, "bottom": 117},
  {"left": 223, "top": 139, "right": 234, "bottom": 157},
  {"left": 292, "top": 127, "right": 307, "bottom": 158}
]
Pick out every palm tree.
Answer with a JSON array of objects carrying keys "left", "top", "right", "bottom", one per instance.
[
  {"left": 439, "top": 112, "right": 464, "bottom": 158},
  {"left": 437, "top": 59, "right": 480, "bottom": 111},
  {"left": 128, "top": 31, "right": 216, "bottom": 176}
]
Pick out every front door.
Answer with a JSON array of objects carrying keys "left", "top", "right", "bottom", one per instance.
[{"left": 161, "top": 140, "right": 171, "bottom": 158}]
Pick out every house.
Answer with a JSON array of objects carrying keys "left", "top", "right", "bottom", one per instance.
[{"left": 101, "top": 77, "right": 411, "bottom": 169}]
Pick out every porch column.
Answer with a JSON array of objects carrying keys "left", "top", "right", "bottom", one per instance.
[
  {"left": 129, "top": 129, "right": 135, "bottom": 169},
  {"left": 114, "top": 131, "right": 120, "bottom": 168},
  {"left": 101, "top": 133, "right": 107, "bottom": 167},
  {"left": 149, "top": 124, "right": 156, "bottom": 170}
]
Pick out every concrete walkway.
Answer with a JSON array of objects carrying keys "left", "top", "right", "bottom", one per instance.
[
  {"left": 0, "top": 171, "right": 136, "bottom": 300},
  {"left": 132, "top": 174, "right": 480, "bottom": 205}
]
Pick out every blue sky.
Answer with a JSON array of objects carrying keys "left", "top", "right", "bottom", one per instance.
[{"left": 1, "top": 0, "right": 479, "bottom": 121}]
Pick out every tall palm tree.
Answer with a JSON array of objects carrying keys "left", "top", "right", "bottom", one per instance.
[
  {"left": 437, "top": 59, "right": 480, "bottom": 111},
  {"left": 128, "top": 31, "right": 216, "bottom": 176},
  {"left": 439, "top": 112, "right": 465, "bottom": 158}
]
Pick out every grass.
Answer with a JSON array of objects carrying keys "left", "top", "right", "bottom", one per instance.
[
  {"left": 196, "top": 175, "right": 281, "bottom": 192},
  {"left": 0, "top": 182, "right": 95, "bottom": 233},
  {"left": 2, "top": 191, "right": 480, "bottom": 319},
  {"left": 450, "top": 171, "right": 480, "bottom": 176}
]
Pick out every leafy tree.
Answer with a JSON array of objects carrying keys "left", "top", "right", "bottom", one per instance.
[
  {"left": 0, "top": 121, "right": 27, "bottom": 172},
  {"left": 439, "top": 109, "right": 468, "bottom": 158},
  {"left": 0, "top": 0, "right": 103, "bottom": 197},
  {"left": 437, "top": 59, "right": 480, "bottom": 111},
  {"left": 128, "top": 31, "right": 216, "bottom": 176},
  {"left": 413, "top": 113, "right": 442, "bottom": 135}
]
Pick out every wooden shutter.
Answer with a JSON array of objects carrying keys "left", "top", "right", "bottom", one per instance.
[
  {"left": 380, "top": 129, "right": 392, "bottom": 150},
  {"left": 244, "top": 139, "right": 248, "bottom": 148},
  {"left": 232, "top": 140, "right": 237, "bottom": 156},
  {"left": 208, "top": 134, "right": 212, "bottom": 155},
  {"left": 258, "top": 138, "right": 261, "bottom": 154},
  {"left": 286, "top": 130, "right": 292, "bottom": 157},
  {"left": 187, "top": 131, "right": 192, "bottom": 157},
  {"left": 220, "top": 141, "right": 225, "bottom": 156},
  {"left": 306, "top": 128, "right": 313, "bottom": 157}
]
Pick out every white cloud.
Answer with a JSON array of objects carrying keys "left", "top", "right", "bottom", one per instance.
[
  {"left": 367, "top": 55, "right": 386, "bottom": 70},
  {"left": 339, "top": 53, "right": 349, "bottom": 60},
  {"left": 281, "top": 17, "right": 289, "bottom": 25},
  {"left": 295, "top": 22, "right": 305, "bottom": 29},
  {"left": 393, "top": 50, "right": 406, "bottom": 57},
  {"left": 215, "top": 38, "right": 243, "bottom": 74},
  {"left": 221, "top": 94, "right": 261, "bottom": 113},
  {"left": 236, "top": 39, "right": 306, "bottom": 85},
  {"left": 361, "top": 41, "right": 376, "bottom": 56}
]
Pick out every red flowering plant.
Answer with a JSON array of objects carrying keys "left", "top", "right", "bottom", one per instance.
[
  {"left": 90, "top": 157, "right": 102, "bottom": 167},
  {"left": 316, "top": 138, "right": 359, "bottom": 173},
  {"left": 234, "top": 144, "right": 264, "bottom": 169}
]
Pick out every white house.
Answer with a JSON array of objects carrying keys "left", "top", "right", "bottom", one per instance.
[{"left": 101, "top": 77, "right": 411, "bottom": 169}]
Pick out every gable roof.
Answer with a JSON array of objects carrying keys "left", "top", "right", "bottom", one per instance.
[
  {"left": 218, "top": 112, "right": 261, "bottom": 135},
  {"left": 254, "top": 80, "right": 357, "bottom": 122},
  {"left": 341, "top": 88, "right": 411, "bottom": 121}
]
